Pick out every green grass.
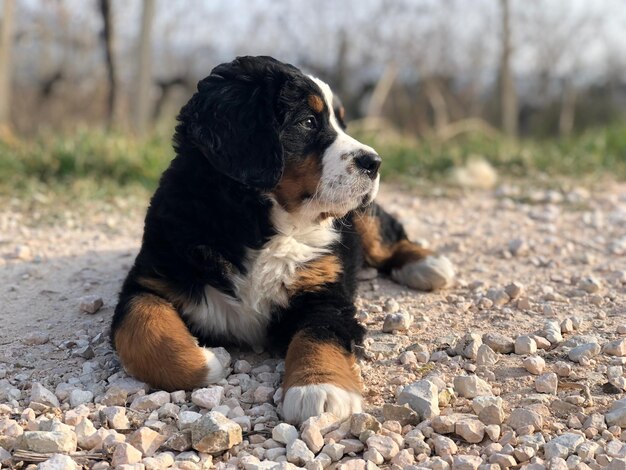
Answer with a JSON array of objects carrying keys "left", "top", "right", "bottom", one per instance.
[
  {"left": 355, "top": 123, "right": 626, "bottom": 182},
  {"left": 1, "top": 124, "right": 625, "bottom": 200}
]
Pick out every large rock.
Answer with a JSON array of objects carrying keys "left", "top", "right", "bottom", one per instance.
[
  {"left": 30, "top": 383, "right": 60, "bottom": 408},
  {"left": 432, "top": 435, "right": 458, "bottom": 457},
  {"left": 20, "top": 431, "right": 77, "bottom": 453},
  {"left": 111, "top": 442, "right": 142, "bottom": 467},
  {"left": 130, "top": 391, "right": 170, "bottom": 412},
  {"left": 397, "top": 380, "right": 440, "bottom": 418},
  {"left": 482, "top": 332, "right": 515, "bottom": 354},
  {"left": 455, "top": 419, "right": 485, "bottom": 443},
  {"left": 603, "top": 339, "right": 626, "bottom": 357},
  {"left": 515, "top": 336, "right": 537, "bottom": 355},
  {"left": 544, "top": 433, "right": 584, "bottom": 460},
  {"left": 453, "top": 454, "right": 483, "bottom": 470},
  {"left": 350, "top": 413, "right": 381, "bottom": 436},
  {"left": 365, "top": 435, "right": 399, "bottom": 460},
  {"left": 38, "top": 454, "right": 78, "bottom": 470},
  {"left": 286, "top": 439, "right": 315, "bottom": 466},
  {"left": 535, "top": 372, "right": 558, "bottom": 394},
  {"left": 190, "top": 411, "right": 242, "bottom": 454},
  {"left": 272, "top": 423, "right": 299, "bottom": 445},
  {"left": 453, "top": 375, "right": 492, "bottom": 398},
  {"left": 606, "top": 406, "right": 626, "bottom": 428},
  {"left": 507, "top": 408, "right": 543, "bottom": 431},
  {"left": 568, "top": 343, "right": 600, "bottom": 362},
  {"left": 191, "top": 387, "right": 224, "bottom": 409},
  {"left": 128, "top": 427, "right": 166, "bottom": 457}
]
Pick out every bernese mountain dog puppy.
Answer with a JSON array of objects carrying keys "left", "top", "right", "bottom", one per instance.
[{"left": 111, "top": 56, "right": 454, "bottom": 425}]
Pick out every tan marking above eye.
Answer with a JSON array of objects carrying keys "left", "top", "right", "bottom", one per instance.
[{"left": 308, "top": 94, "right": 325, "bottom": 113}]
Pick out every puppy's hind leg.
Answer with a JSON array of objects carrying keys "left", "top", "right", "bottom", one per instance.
[
  {"left": 112, "top": 293, "right": 225, "bottom": 391},
  {"left": 352, "top": 203, "right": 454, "bottom": 291}
]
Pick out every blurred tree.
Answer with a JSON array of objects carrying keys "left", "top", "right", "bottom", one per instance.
[
  {"left": 135, "top": 0, "right": 154, "bottom": 135},
  {"left": 98, "top": 0, "right": 117, "bottom": 129},
  {"left": 0, "top": 0, "right": 16, "bottom": 128},
  {"left": 498, "top": 0, "right": 518, "bottom": 137}
]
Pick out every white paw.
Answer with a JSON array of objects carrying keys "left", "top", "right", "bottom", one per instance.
[
  {"left": 202, "top": 348, "right": 227, "bottom": 384},
  {"left": 281, "top": 384, "right": 362, "bottom": 425},
  {"left": 391, "top": 255, "right": 455, "bottom": 291}
]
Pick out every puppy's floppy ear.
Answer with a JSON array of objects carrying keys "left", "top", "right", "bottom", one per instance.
[{"left": 176, "top": 56, "right": 288, "bottom": 189}]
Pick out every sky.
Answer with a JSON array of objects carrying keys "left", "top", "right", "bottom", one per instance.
[{"left": 13, "top": 0, "right": 626, "bottom": 90}]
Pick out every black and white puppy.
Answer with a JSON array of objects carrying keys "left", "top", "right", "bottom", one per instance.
[{"left": 111, "top": 56, "right": 454, "bottom": 425}]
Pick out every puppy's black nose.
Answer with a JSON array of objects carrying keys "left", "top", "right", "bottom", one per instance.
[{"left": 354, "top": 152, "right": 382, "bottom": 179}]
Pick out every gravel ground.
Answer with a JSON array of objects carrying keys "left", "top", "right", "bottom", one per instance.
[{"left": 0, "top": 181, "right": 625, "bottom": 470}]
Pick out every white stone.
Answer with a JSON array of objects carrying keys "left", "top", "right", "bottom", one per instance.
[
  {"left": 79, "top": 295, "right": 104, "bottom": 314},
  {"left": 179, "top": 411, "right": 202, "bottom": 430},
  {"left": 523, "top": 356, "right": 545, "bottom": 375},
  {"left": 272, "top": 423, "right": 299, "bottom": 445},
  {"left": 483, "top": 333, "right": 515, "bottom": 353},
  {"left": 604, "top": 338, "right": 626, "bottom": 357},
  {"left": 453, "top": 375, "right": 492, "bottom": 398},
  {"left": 286, "top": 439, "right": 315, "bottom": 466},
  {"left": 321, "top": 443, "right": 345, "bottom": 461},
  {"left": 515, "top": 336, "right": 537, "bottom": 355},
  {"left": 102, "top": 406, "right": 130, "bottom": 429},
  {"left": 21, "top": 430, "right": 77, "bottom": 453},
  {"left": 455, "top": 419, "right": 485, "bottom": 443},
  {"left": 69, "top": 389, "right": 93, "bottom": 407},
  {"left": 130, "top": 391, "right": 170, "bottom": 411},
  {"left": 568, "top": 343, "right": 600, "bottom": 362},
  {"left": 30, "top": 383, "right": 60, "bottom": 408},
  {"left": 476, "top": 344, "right": 499, "bottom": 366},
  {"left": 128, "top": 426, "right": 166, "bottom": 457},
  {"left": 432, "top": 435, "right": 458, "bottom": 457},
  {"left": 366, "top": 435, "right": 399, "bottom": 460},
  {"left": 397, "top": 379, "right": 440, "bottom": 418},
  {"left": 507, "top": 409, "right": 542, "bottom": 431},
  {"left": 383, "top": 312, "right": 412, "bottom": 332},
  {"left": 111, "top": 442, "right": 143, "bottom": 467},
  {"left": 544, "top": 433, "right": 584, "bottom": 459},
  {"left": 38, "top": 454, "right": 78, "bottom": 470},
  {"left": 190, "top": 411, "right": 242, "bottom": 454},
  {"left": 452, "top": 454, "right": 483, "bottom": 470},
  {"left": 535, "top": 372, "right": 558, "bottom": 394}
]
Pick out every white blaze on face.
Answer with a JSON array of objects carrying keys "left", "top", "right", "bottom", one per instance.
[{"left": 308, "top": 76, "right": 380, "bottom": 212}]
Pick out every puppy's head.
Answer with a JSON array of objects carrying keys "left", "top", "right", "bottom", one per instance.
[{"left": 176, "top": 56, "right": 380, "bottom": 218}]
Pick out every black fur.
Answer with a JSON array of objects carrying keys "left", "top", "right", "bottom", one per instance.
[{"left": 111, "top": 56, "right": 410, "bottom": 385}]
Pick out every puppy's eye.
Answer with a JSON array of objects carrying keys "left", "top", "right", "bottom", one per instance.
[{"left": 299, "top": 116, "right": 317, "bottom": 130}]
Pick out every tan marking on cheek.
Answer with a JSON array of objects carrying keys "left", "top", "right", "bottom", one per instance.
[
  {"left": 114, "top": 293, "right": 209, "bottom": 391},
  {"left": 308, "top": 94, "right": 325, "bottom": 113},
  {"left": 353, "top": 215, "right": 432, "bottom": 270},
  {"left": 273, "top": 155, "right": 322, "bottom": 212},
  {"left": 289, "top": 255, "right": 342, "bottom": 293},
  {"left": 282, "top": 332, "right": 362, "bottom": 393}
]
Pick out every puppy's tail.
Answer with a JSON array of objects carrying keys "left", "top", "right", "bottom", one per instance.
[{"left": 111, "top": 293, "right": 224, "bottom": 391}]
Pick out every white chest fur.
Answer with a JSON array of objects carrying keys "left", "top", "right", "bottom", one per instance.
[{"left": 182, "top": 206, "right": 338, "bottom": 348}]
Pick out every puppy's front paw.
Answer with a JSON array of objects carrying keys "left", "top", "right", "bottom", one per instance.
[
  {"left": 392, "top": 255, "right": 455, "bottom": 291},
  {"left": 280, "top": 332, "right": 362, "bottom": 425},
  {"left": 282, "top": 384, "right": 362, "bottom": 425}
]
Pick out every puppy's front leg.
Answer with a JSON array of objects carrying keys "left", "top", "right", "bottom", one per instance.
[{"left": 281, "top": 328, "right": 363, "bottom": 425}]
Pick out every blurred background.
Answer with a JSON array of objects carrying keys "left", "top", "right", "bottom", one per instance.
[{"left": 1, "top": 0, "right": 626, "bottom": 198}]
